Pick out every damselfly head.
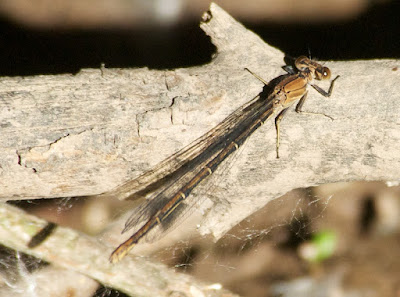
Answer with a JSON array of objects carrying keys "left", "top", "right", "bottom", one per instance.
[{"left": 294, "top": 56, "right": 311, "bottom": 72}]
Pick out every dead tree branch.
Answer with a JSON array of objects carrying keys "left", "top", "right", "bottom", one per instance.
[{"left": 0, "top": 203, "right": 238, "bottom": 297}]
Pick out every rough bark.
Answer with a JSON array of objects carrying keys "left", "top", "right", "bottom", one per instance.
[{"left": 1, "top": 2, "right": 399, "bottom": 238}]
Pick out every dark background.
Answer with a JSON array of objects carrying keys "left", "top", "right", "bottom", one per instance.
[{"left": 0, "top": 0, "right": 398, "bottom": 76}]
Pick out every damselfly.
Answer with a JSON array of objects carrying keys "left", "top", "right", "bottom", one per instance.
[{"left": 109, "top": 56, "right": 340, "bottom": 263}]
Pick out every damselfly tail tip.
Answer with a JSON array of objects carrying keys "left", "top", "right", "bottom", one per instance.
[
  {"left": 109, "top": 240, "right": 136, "bottom": 263},
  {"left": 109, "top": 253, "right": 120, "bottom": 264},
  {"left": 110, "top": 247, "right": 128, "bottom": 263}
]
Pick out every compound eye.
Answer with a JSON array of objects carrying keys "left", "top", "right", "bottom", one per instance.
[{"left": 321, "top": 67, "right": 331, "bottom": 79}]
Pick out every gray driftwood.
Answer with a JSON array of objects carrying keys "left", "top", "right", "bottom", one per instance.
[{"left": 1, "top": 2, "right": 399, "bottom": 239}]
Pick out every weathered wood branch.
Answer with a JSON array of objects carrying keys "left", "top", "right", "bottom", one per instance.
[
  {"left": 2, "top": 3, "right": 399, "bottom": 238},
  {"left": 0, "top": 203, "right": 238, "bottom": 297},
  {"left": 0, "top": 264, "right": 99, "bottom": 297}
]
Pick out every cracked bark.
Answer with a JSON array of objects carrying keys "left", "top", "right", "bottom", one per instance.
[
  {"left": 1, "top": 0, "right": 400, "bottom": 242},
  {"left": 0, "top": 0, "right": 399, "bottom": 240},
  {"left": 1, "top": 4, "right": 397, "bottom": 203}
]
